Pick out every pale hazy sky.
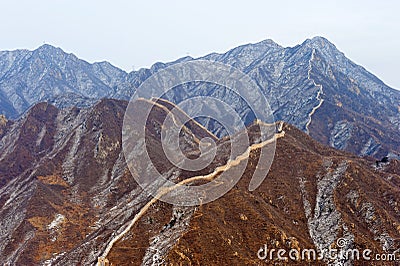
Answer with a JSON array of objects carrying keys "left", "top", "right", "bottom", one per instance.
[{"left": 1, "top": 0, "right": 399, "bottom": 88}]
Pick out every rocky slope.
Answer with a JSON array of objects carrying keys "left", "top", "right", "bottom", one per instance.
[
  {"left": 107, "top": 121, "right": 400, "bottom": 266},
  {"left": 0, "top": 99, "right": 399, "bottom": 265},
  {"left": 0, "top": 45, "right": 129, "bottom": 118},
  {"left": 0, "top": 97, "right": 222, "bottom": 265},
  {"left": 188, "top": 37, "right": 400, "bottom": 158}
]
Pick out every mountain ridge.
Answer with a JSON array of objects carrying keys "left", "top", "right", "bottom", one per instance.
[
  {"left": 0, "top": 37, "right": 399, "bottom": 158},
  {"left": 1, "top": 37, "right": 398, "bottom": 114},
  {"left": 0, "top": 99, "right": 399, "bottom": 265}
]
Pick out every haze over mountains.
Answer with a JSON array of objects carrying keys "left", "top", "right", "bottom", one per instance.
[{"left": 0, "top": 37, "right": 399, "bottom": 158}]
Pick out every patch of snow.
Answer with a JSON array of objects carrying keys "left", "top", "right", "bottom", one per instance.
[
  {"left": 360, "top": 137, "right": 381, "bottom": 156},
  {"left": 329, "top": 120, "right": 353, "bottom": 150},
  {"left": 42, "top": 252, "right": 66, "bottom": 266},
  {"left": 36, "top": 126, "right": 47, "bottom": 147},
  {"left": 48, "top": 214, "right": 65, "bottom": 230}
]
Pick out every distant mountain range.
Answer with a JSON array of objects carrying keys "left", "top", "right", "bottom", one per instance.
[{"left": 0, "top": 37, "right": 399, "bottom": 158}]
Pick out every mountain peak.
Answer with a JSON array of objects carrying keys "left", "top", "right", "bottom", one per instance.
[
  {"left": 254, "top": 38, "right": 282, "bottom": 48},
  {"left": 301, "top": 36, "right": 338, "bottom": 52},
  {"left": 36, "top": 43, "right": 63, "bottom": 53},
  {"left": 33, "top": 44, "right": 69, "bottom": 60},
  {"left": 310, "top": 35, "right": 331, "bottom": 43}
]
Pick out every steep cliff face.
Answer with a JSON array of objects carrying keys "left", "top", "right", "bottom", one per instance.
[{"left": 0, "top": 100, "right": 398, "bottom": 265}]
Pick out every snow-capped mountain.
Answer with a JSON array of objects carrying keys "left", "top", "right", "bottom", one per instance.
[
  {"left": 0, "top": 37, "right": 399, "bottom": 157},
  {"left": 0, "top": 44, "right": 129, "bottom": 118}
]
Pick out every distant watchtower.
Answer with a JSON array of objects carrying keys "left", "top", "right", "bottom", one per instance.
[{"left": 97, "top": 257, "right": 110, "bottom": 266}]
